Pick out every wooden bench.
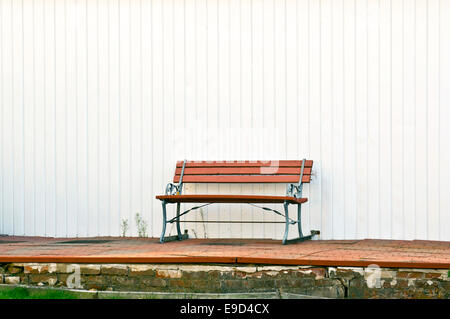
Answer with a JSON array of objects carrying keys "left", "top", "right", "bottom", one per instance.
[{"left": 155, "top": 159, "right": 319, "bottom": 244}]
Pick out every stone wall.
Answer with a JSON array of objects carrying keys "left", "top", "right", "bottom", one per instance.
[{"left": 0, "top": 263, "right": 448, "bottom": 298}]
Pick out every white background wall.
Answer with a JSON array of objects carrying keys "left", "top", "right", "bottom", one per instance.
[{"left": 1, "top": 0, "right": 449, "bottom": 241}]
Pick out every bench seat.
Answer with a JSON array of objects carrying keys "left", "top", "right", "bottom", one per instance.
[{"left": 156, "top": 194, "right": 308, "bottom": 204}]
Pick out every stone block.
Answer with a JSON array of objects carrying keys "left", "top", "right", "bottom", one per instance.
[
  {"left": 141, "top": 277, "right": 168, "bottom": 288},
  {"left": 397, "top": 271, "right": 425, "bottom": 279},
  {"left": 101, "top": 264, "right": 128, "bottom": 276},
  {"left": 80, "top": 264, "right": 101, "bottom": 275},
  {"left": 295, "top": 268, "right": 326, "bottom": 279},
  {"left": 54, "top": 264, "right": 76, "bottom": 274},
  {"left": 6, "top": 264, "right": 23, "bottom": 274},
  {"left": 129, "top": 265, "right": 156, "bottom": 276},
  {"left": 107, "top": 275, "right": 136, "bottom": 288},
  {"left": 5, "top": 276, "right": 21, "bottom": 285},
  {"left": 24, "top": 264, "right": 52, "bottom": 274},
  {"left": 219, "top": 280, "right": 245, "bottom": 292},
  {"left": 156, "top": 269, "right": 182, "bottom": 279},
  {"left": 28, "top": 274, "right": 58, "bottom": 286},
  {"left": 307, "top": 285, "right": 346, "bottom": 299}
]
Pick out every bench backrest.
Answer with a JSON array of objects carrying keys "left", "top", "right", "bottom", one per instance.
[{"left": 173, "top": 160, "right": 313, "bottom": 184}]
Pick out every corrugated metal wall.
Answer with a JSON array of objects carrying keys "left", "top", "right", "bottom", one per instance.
[{"left": 0, "top": 0, "right": 449, "bottom": 240}]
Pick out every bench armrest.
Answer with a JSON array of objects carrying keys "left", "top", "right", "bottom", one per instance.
[
  {"left": 165, "top": 183, "right": 181, "bottom": 195},
  {"left": 286, "top": 183, "right": 303, "bottom": 198}
]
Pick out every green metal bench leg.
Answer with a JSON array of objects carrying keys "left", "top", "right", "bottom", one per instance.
[
  {"left": 176, "top": 203, "right": 182, "bottom": 240},
  {"left": 297, "top": 203, "right": 303, "bottom": 237},
  {"left": 160, "top": 200, "right": 168, "bottom": 243},
  {"left": 282, "top": 202, "right": 290, "bottom": 245},
  {"left": 283, "top": 202, "right": 320, "bottom": 244}
]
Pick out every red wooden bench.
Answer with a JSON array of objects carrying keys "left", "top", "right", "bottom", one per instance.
[{"left": 155, "top": 159, "right": 319, "bottom": 244}]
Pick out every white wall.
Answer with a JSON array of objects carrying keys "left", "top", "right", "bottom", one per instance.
[{"left": 0, "top": 0, "right": 449, "bottom": 240}]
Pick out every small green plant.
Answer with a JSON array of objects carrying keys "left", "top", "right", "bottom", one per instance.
[
  {"left": 135, "top": 212, "right": 148, "bottom": 238},
  {"left": 120, "top": 218, "right": 129, "bottom": 237}
]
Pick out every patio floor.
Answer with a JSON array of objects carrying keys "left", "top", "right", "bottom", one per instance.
[{"left": 0, "top": 236, "right": 449, "bottom": 269}]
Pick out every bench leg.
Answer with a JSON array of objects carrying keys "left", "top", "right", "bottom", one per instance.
[
  {"left": 160, "top": 200, "right": 168, "bottom": 243},
  {"left": 160, "top": 201, "right": 189, "bottom": 243},
  {"left": 282, "top": 202, "right": 290, "bottom": 245},
  {"left": 176, "top": 203, "right": 182, "bottom": 240},
  {"left": 297, "top": 203, "right": 303, "bottom": 237},
  {"left": 283, "top": 203, "right": 320, "bottom": 244}
]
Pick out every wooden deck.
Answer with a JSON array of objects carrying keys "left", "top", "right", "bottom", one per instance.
[{"left": 0, "top": 236, "right": 449, "bottom": 269}]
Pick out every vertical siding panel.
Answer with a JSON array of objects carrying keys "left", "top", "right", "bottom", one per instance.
[
  {"left": 142, "top": 0, "right": 153, "bottom": 237},
  {"left": 109, "top": 0, "right": 120, "bottom": 236},
  {"left": 414, "top": 0, "right": 428, "bottom": 239},
  {"left": 173, "top": 0, "right": 185, "bottom": 158},
  {"left": 98, "top": 0, "right": 111, "bottom": 236},
  {"left": 286, "top": 0, "right": 298, "bottom": 160},
  {"left": 251, "top": 0, "right": 264, "bottom": 238},
  {"left": 66, "top": 0, "right": 78, "bottom": 237},
  {"left": 206, "top": 0, "right": 219, "bottom": 236},
  {"left": 308, "top": 0, "right": 322, "bottom": 237},
  {"left": 1, "top": 0, "right": 14, "bottom": 235},
  {"left": 54, "top": 0, "right": 67, "bottom": 237},
  {"left": 379, "top": 0, "right": 392, "bottom": 240},
  {"left": 163, "top": 0, "right": 177, "bottom": 237},
  {"left": 355, "top": 0, "right": 368, "bottom": 239},
  {"left": 0, "top": 0, "right": 3, "bottom": 234},
  {"left": 23, "top": 0, "right": 35, "bottom": 236},
  {"left": 0, "top": 1, "right": 4, "bottom": 234},
  {"left": 217, "top": 0, "right": 231, "bottom": 237},
  {"left": 229, "top": 0, "right": 241, "bottom": 237},
  {"left": 119, "top": 0, "right": 132, "bottom": 235},
  {"left": 273, "top": 0, "right": 285, "bottom": 238},
  {"left": 43, "top": 0, "right": 56, "bottom": 237},
  {"left": 274, "top": 0, "right": 286, "bottom": 161},
  {"left": 182, "top": 0, "right": 194, "bottom": 233},
  {"left": 240, "top": 0, "right": 252, "bottom": 237},
  {"left": 297, "top": 0, "right": 311, "bottom": 235},
  {"left": 331, "top": 0, "right": 345, "bottom": 239},
  {"left": 391, "top": 0, "right": 404, "bottom": 240},
  {"left": 151, "top": 0, "right": 164, "bottom": 238},
  {"left": 173, "top": 0, "right": 186, "bottom": 236},
  {"left": 342, "top": 0, "right": 357, "bottom": 239},
  {"left": 273, "top": 0, "right": 286, "bottom": 168},
  {"left": 403, "top": 0, "right": 416, "bottom": 240},
  {"left": 320, "top": 0, "right": 333, "bottom": 239},
  {"left": 427, "top": 0, "right": 440, "bottom": 240},
  {"left": 86, "top": 0, "right": 99, "bottom": 235},
  {"left": 33, "top": 0, "right": 46, "bottom": 236},
  {"left": 12, "top": 0, "right": 25, "bottom": 235},
  {"left": 367, "top": 0, "right": 380, "bottom": 238},
  {"left": 173, "top": 0, "right": 185, "bottom": 236},
  {"left": 75, "top": 0, "right": 88, "bottom": 237},
  {"left": 0, "top": 0, "right": 2, "bottom": 235},
  {"left": 64, "top": 0, "right": 77, "bottom": 237},
  {"left": 130, "top": 0, "right": 144, "bottom": 235},
  {"left": 194, "top": 0, "right": 208, "bottom": 237},
  {"left": 109, "top": 0, "right": 121, "bottom": 236},
  {"left": 261, "top": 0, "right": 275, "bottom": 238},
  {"left": 439, "top": 0, "right": 450, "bottom": 241}
]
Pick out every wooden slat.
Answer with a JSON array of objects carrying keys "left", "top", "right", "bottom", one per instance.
[
  {"left": 174, "top": 167, "right": 312, "bottom": 176},
  {"left": 175, "top": 160, "right": 313, "bottom": 168},
  {"left": 155, "top": 194, "right": 308, "bottom": 204},
  {"left": 173, "top": 175, "right": 311, "bottom": 183}
]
